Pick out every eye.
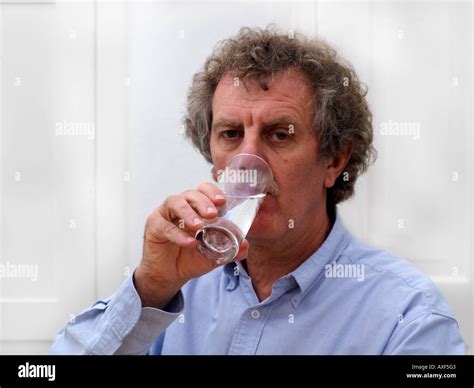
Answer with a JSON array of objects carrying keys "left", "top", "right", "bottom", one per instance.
[
  {"left": 270, "top": 131, "right": 290, "bottom": 141},
  {"left": 222, "top": 130, "right": 241, "bottom": 139}
]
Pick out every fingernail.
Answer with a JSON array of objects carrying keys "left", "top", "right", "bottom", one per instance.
[
  {"left": 215, "top": 194, "right": 225, "bottom": 200},
  {"left": 206, "top": 207, "right": 217, "bottom": 213},
  {"left": 186, "top": 237, "right": 195, "bottom": 243},
  {"left": 193, "top": 218, "right": 202, "bottom": 225}
]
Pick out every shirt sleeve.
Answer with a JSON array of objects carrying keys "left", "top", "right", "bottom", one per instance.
[
  {"left": 49, "top": 272, "right": 184, "bottom": 355},
  {"left": 383, "top": 311, "right": 465, "bottom": 355}
]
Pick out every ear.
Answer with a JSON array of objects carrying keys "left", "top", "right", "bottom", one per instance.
[{"left": 323, "top": 143, "right": 354, "bottom": 189}]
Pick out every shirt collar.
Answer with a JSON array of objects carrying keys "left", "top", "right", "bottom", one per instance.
[
  {"left": 223, "top": 260, "right": 240, "bottom": 291},
  {"left": 289, "top": 208, "right": 351, "bottom": 305},
  {"left": 223, "top": 207, "right": 351, "bottom": 304}
]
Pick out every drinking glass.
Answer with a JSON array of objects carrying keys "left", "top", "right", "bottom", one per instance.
[{"left": 195, "top": 153, "right": 274, "bottom": 264}]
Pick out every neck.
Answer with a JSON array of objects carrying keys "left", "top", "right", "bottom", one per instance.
[{"left": 244, "top": 208, "right": 333, "bottom": 302}]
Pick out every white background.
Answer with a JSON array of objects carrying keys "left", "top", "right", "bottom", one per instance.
[{"left": 0, "top": 0, "right": 472, "bottom": 354}]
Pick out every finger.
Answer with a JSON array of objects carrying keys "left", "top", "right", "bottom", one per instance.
[
  {"left": 196, "top": 182, "right": 226, "bottom": 205},
  {"left": 161, "top": 195, "right": 203, "bottom": 230},
  {"left": 148, "top": 216, "right": 196, "bottom": 246},
  {"left": 181, "top": 190, "right": 219, "bottom": 219}
]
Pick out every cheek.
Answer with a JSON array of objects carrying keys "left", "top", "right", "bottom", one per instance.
[
  {"left": 282, "top": 157, "right": 317, "bottom": 183},
  {"left": 209, "top": 141, "right": 225, "bottom": 169},
  {"left": 279, "top": 160, "right": 325, "bottom": 199},
  {"left": 209, "top": 134, "right": 217, "bottom": 160}
]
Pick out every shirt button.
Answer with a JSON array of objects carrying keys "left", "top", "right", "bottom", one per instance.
[{"left": 250, "top": 309, "right": 261, "bottom": 319}]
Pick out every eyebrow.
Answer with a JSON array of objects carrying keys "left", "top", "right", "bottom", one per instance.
[
  {"left": 211, "top": 118, "right": 243, "bottom": 131},
  {"left": 211, "top": 115, "right": 298, "bottom": 131}
]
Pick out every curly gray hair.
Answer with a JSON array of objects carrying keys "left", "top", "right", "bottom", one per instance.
[{"left": 184, "top": 24, "right": 376, "bottom": 204}]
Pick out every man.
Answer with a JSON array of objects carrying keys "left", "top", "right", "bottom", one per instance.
[{"left": 50, "top": 26, "right": 464, "bottom": 355}]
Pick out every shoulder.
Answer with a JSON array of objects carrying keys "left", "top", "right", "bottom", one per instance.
[
  {"left": 337, "top": 234, "right": 464, "bottom": 353},
  {"left": 340, "top": 235, "right": 455, "bottom": 319}
]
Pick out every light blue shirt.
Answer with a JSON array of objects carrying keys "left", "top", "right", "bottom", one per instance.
[{"left": 50, "top": 211, "right": 464, "bottom": 355}]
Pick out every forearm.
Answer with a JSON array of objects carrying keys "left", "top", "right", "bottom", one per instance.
[{"left": 49, "top": 271, "right": 184, "bottom": 355}]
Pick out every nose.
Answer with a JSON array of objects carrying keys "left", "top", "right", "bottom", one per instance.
[
  {"left": 236, "top": 129, "right": 264, "bottom": 158},
  {"left": 210, "top": 129, "right": 266, "bottom": 182}
]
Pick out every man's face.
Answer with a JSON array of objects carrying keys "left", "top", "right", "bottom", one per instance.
[{"left": 210, "top": 69, "right": 329, "bottom": 242}]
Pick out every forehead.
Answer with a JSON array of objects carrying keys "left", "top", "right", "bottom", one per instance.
[{"left": 212, "top": 68, "right": 315, "bottom": 120}]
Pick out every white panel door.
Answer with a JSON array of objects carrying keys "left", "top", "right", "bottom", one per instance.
[
  {"left": 0, "top": 0, "right": 131, "bottom": 354},
  {"left": 318, "top": 2, "right": 474, "bottom": 354},
  {"left": 1, "top": 1, "right": 97, "bottom": 354}
]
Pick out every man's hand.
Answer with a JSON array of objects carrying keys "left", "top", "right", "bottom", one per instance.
[{"left": 134, "top": 182, "right": 249, "bottom": 309}]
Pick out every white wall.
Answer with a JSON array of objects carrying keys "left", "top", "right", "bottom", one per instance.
[{"left": 0, "top": 0, "right": 472, "bottom": 354}]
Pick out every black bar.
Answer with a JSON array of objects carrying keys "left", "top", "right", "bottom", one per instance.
[{"left": 0, "top": 355, "right": 472, "bottom": 386}]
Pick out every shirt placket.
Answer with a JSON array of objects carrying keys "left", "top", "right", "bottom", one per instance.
[{"left": 227, "top": 270, "right": 288, "bottom": 355}]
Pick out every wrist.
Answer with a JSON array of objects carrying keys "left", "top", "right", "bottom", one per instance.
[{"left": 133, "top": 267, "right": 184, "bottom": 309}]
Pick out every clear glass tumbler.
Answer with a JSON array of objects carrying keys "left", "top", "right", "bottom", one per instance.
[{"left": 195, "top": 153, "right": 274, "bottom": 264}]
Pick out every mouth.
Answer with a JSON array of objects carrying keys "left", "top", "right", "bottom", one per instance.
[{"left": 266, "top": 180, "right": 280, "bottom": 196}]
